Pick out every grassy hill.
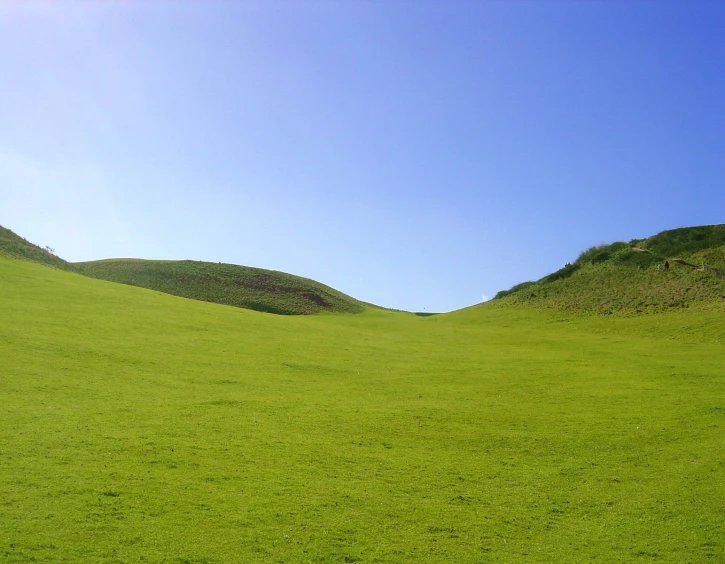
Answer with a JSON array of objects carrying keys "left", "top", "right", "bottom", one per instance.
[
  {"left": 1, "top": 255, "right": 723, "bottom": 562},
  {"left": 0, "top": 224, "right": 364, "bottom": 315},
  {"left": 9, "top": 221, "right": 724, "bottom": 316},
  {"left": 74, "top": 259, "right": 365, "bottom": 315},
  {"left": 0, "top": 225, "right": 75, "bottom": 271},
  {"left": 495, "top": 224, "right": 725, "bottom": 314}
]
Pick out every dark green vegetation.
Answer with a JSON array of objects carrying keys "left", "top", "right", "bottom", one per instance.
[
  {"left": 0, "top": 225, "right": 74, "bottom": 271},
  {"left": 75, "top": 259, "right": 365, "bottom": 315},
  {"left": 2, "top": 255, "right": 724, "bottom": 562},
  {"left": 495, "top": 224, "right": 725, "bottom": 314},
  {"left": 635, "top": 224, "right": 725, "bottom": 258}
]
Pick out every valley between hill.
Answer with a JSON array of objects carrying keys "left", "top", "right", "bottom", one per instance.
[
  {"left": 1, "top": 255, "right": 723, "bottom": 562},
  {"left": 4, "top": 223, "right": 725, "bottom": 315}
]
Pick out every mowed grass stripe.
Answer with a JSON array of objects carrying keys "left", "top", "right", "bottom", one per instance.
[{"left": 1, "top": 257, "right": 723, "bottom": 562}]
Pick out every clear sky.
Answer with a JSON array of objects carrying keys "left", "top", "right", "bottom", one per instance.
[{"left": 2, "top": 1, "right": 724, "bottom": 312}]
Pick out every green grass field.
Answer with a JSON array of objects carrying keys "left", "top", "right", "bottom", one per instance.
[{"left": 2, "top": 256, "right": 723, "bottom": 562}]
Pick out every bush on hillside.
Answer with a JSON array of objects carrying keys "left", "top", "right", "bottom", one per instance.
[
  {"left": 539, "top": 262, "right": 581, "bottom": 284},
  {"left": 591, "top": 251, "right": 611, "bottom": 264},
  {"left": 614, "top": 249, "right": 662, "bottom": 269},
  {"left": 494, "top": 281, "right": 535, "bottom": 300},
  {"left": 577, "top": 244, "right": 607, "bottom": 264},
  {"left": 644, "top": 225, "right": 725, "bottom": 258},
  {"left": 576, "top": 242, "right": 628, "bottom": 265}
]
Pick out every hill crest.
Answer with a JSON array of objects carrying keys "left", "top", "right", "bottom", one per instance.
[
  {"left": 0, "top": 224, "right": 364, "bottom": 315},
  {"left": 0, "top": 225, "right": 74, "bottom": 271},
  {"left": 73, "top": 258, "right": 365, "bottom": 315},
  {"left": 493, "top": 224, "right": 725, "bottom": 314}
]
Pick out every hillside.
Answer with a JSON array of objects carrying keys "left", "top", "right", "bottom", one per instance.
[
  {"left": 494, "top": 224, "right": 725, "bottom": 314},
  {"left": 0, "top": 225, "right": 75, "bottom": 271},
  {"left": 6, "top": 221, "right": 725, "bottom": 316},
  {"left": 2, "top": 255, "right": 723, "bottom": 562},
  {"left": 0, "top": 224, "right": 365, "bottom": 315},
  {"left": 74, "top": 258, "right": 365, "bottom": 315}
]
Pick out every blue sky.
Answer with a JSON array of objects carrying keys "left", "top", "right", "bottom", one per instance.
[{"left": 2, "top": 1, "right": 724, "bottom": 312}]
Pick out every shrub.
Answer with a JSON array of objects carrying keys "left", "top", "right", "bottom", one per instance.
[
  {"left": 576, "top": 244, "right": 609, "bottom": 264},
  {"left": 644, "top": 225, "right": 725, "bottom": 257},
  {"left": 591, "top": 251, "right": 611, "bottom": 264},
  {"left": 576, "top": 241, "right": 628, "bottom": 265},
  {"left": 614, "top": 249, "right": 662, "bottom": 269},
  {"left": 539, "top": 262, "right": 581, "bottom": 283},
  {"left": 494, "top": 281, "right": 535, "bottom": 300}
]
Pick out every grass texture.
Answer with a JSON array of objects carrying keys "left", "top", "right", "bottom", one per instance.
[
  {"left": 1, "top": 256, "right": 723, "bottom": 562},
  {"left": 74, "top": 259, "right": 365, "bottom": 315},
  {"left": 496, "top": 225, "right": 725, "bottom": 313},
  {"left": 0, "top": 225, "right": 73, "bottom": 271},
  {"left": 0, "top": 224, "right": 363, "bottom": 315}
]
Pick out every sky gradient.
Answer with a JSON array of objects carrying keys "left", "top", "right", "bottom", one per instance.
[{"left": 2, "top": 1, "right": 724, "bottom": 312}]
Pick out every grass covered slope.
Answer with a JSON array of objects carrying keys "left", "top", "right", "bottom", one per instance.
[
  {"left": 496, "top": 224, "right": 725, "bottom": 313},
  {"left": 0, "top": 223, "right": 365, "bottom": 315},
  {"left": 0, "top": 225, "right": 74, "bottom": 271},
  {"left": 2, "top": 256, "right": 724, "bottom": 562},
  {"left": 74, "top": 259, "right": 365, "bottom": 315}
]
